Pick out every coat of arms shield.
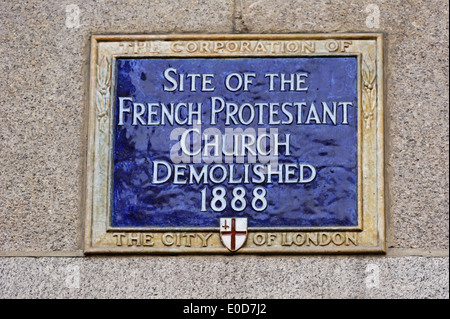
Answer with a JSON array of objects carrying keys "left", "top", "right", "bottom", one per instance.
[{"left": 220, "top": 218, "right": 248, "bottom": 252}]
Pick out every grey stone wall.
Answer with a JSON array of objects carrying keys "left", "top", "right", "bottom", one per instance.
[{"left": 0, "top": 0, "right": 448, "bottom": 298}]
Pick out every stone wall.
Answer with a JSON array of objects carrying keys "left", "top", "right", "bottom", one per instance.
[{"left": 0, "top": 0, "right": 448, "bottom": 298}]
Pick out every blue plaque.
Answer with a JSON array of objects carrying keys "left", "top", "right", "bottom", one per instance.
[
  {"left": 112, "top": 57, "right": 358, "bottom": 228},
  {"left": 85, "top": 35, "right": 385, "bottom": 254}
]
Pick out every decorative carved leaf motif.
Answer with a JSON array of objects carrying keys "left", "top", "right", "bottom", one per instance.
[
  {"left": 362, "top": 54, "right": 377, "bottom": 129},
  {"left": 95, "top": 56, "right": 111, "bottom": 133}
]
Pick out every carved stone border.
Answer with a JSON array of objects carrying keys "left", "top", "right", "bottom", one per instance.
[{"left": 84, "top": 34, "right": 384, "bottom": 254}]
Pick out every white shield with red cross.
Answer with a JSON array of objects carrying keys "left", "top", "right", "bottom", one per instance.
[{"left": 220, "top": 218, "right": 248, "bottom": 252}]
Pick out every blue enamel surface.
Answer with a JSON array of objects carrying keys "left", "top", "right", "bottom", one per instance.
[{"left": 112, "top": 57, "right": 358, "bottom": 228}]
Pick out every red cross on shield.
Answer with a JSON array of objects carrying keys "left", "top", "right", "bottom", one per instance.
[{"left": 220, "top": 218, "right": 248, "bottom": 252}]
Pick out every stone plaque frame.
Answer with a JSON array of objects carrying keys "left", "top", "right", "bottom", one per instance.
[{"left": 84, "top": 34, "right": 385, "bottom": 254}]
